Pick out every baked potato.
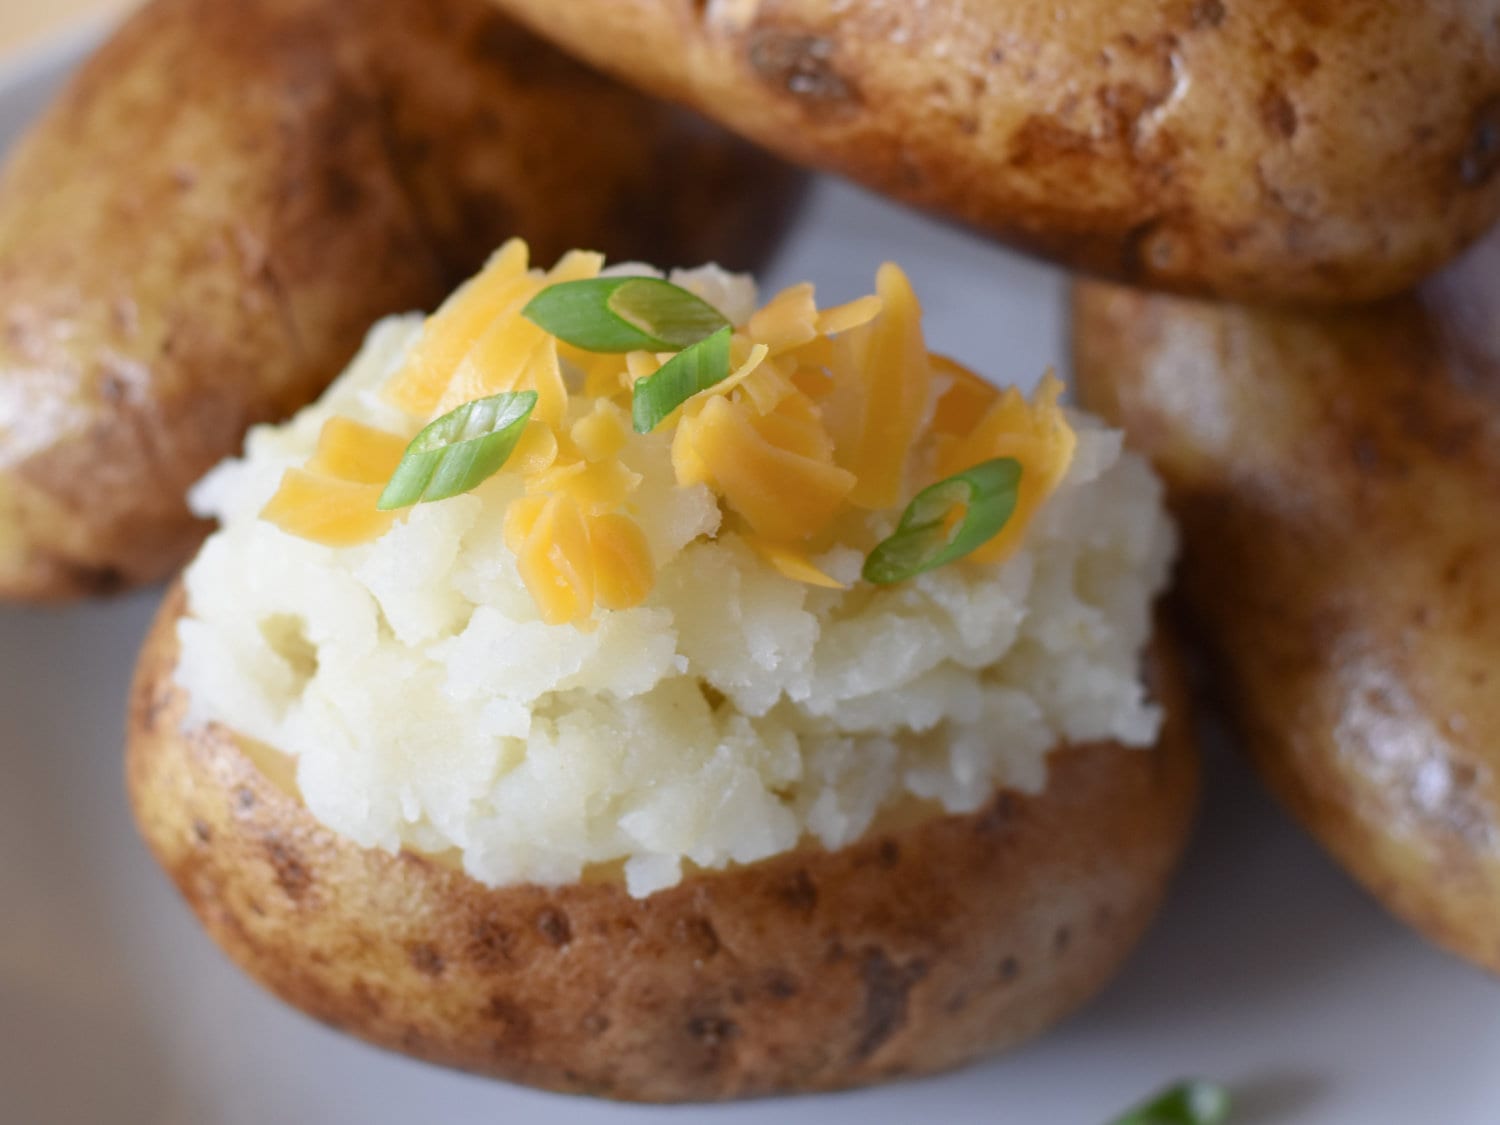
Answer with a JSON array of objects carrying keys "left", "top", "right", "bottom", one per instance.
[
  {"left": 485, "top": 0, "right": 1500, "bottom": 304},
  {"left": 0, "top": 0, "right": 802, "bottom": 601},
  {"left": 125, "top": 247, "right": 1194, "bottom": 1100},
  {"left": 1071, "top": 232, "right": 1500, "bottom": 974},
  {"left": 128, "top": 583, "right": 1196, "bottom": 1101}
]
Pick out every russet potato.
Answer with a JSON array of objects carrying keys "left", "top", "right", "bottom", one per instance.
[
  {"left": 485, "top": 0, "right": 1500, "bottom": 304},
  {"left": 1072, "top": 231, "right": 1500, "bottom": 974},
  {"left": 0, "top": 0, "right": 802, "bottom": 601},
  {"left": 127, "top": 583, "right": 1197, "bottom": 1101}
]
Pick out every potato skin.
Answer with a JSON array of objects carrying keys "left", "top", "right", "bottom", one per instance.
[
  {"left": 0, "top": 0, "right": 802, "bottom": 602},
  {"left": 1071, "top": 235, "right": 1500, "bottom": 975},
  {"left": 487, "top": 0, "right": 1500, "bottom": 304},
  {"left": 127, "top": 583, "right": 1196, "bottom": 1101}
]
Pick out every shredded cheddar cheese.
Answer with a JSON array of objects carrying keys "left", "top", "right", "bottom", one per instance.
[
  {"left": 745, "top": 535, "right": 847, "bottom": 589},
  {"left": 259, "top": 243, "right": 1078, "bottom": 627},
  {"left": 304, "top": 418, "right": 407, "bottom": 485},
  {"left": 935, "top": 371, "right": 1077, "bottom": 566},
  {"left": 259, "top": 469, "right": 394, "bottom": 547}
]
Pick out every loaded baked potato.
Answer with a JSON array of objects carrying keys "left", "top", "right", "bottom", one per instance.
[{"left": 128, "top": 246, "right": 1196, "bottom": 1099}]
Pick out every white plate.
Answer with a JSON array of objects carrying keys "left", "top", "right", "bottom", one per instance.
[{"left": 3, "top": 31, "right": 1499, "bottom": 1125}]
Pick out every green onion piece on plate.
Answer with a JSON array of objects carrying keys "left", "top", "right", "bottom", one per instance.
[
  {"left": 631, "top": 326, "right": 734, "bottom": 433},
  {"left": 862, "top": 457, "right": 1022, "bottom": 585},
  {"left": 522, "top": 276, "right": 731, "bottom": 353},
  {"left": 377, "top": 390, "right": 537, "bottom": 510},
  {"left": 1107, "top": 1080, "right": 1232, "bottom": 1125}
]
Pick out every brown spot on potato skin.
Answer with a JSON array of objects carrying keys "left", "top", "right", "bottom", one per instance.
[
  {"left": 774, "top": 868, "right": 819, "bottom": 914},
  {"left": 408, "top": 943, "right": 445, "bottom": 976},
  {"left": 1290, "top": 46, "right": 1322, "bottom": 75},
  {"left": 467, "top": 919, "right": 518, "bottom": 969},
  {"left": 264, "top": 840, "right": 312, "bottom": 902},
  {"left": 745, "top": 27, "right": 861, "bottom": 114},
  {"left": 1259, "top": 89, "right": 1299, "bottom": 140},
  {"left": 484, "top": 995, "right": 534, "bottom": 1044},
  {"left": 1006, "top": 116, "right": 1096, "bottom": 171},
  {"left": 126, "top": 584, "right": 1198, "bottom": 1102},
  {"left": 675, "top": 915, "right": 722, "bottom": 960},
  {"left": 535, "top": 907, "right": 572, "bottom": 947},
  {"left": 687, "top": 1014, "right": 739, "bottom": 1047},
  {"left": 853, "top": 951, "right": 929, "bottom": 1062},
  {"left": 1189, "top": 0, "right": 1226, "bottom": 28},
  {"left": 762, "top": 970, "right": 800, "bottom": 1000}
]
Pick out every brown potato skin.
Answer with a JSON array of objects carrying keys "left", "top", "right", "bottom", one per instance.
[
  {"left": 1071, "top": 234, "right": 1500, "bottom": 975},
  {"left": 486, "top": 0, "right": 1500, "bottom": 304},
  {"left": 127, "top": 583, "right": 1197, "bottom": 1101},
  {"left": 0, "top": 0, "right": 803, "bottom": 602}
]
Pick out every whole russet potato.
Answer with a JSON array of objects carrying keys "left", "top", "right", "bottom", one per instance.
[
  {"left": 1071, "top": 232, "right": 1500, "bottom": 975},
  {"left": 127, "top": 584, "right": 1197, "bottom": 1101},
  {"left": 0, "top": 0, "right": 802, "bottom": 602},
  {"left": 485, "top": 0, "right": 1500, "bottom": 304}
]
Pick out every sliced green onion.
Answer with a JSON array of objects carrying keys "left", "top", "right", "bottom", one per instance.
[
  {"left": 631, "top": 327, "right": 733, "bottom": 433},
  {"left": 863, "top": 458, "right": 1021, "bottom": 585},
  {"left": 1107, "top": 1080, "right": 1231, "bottom": 1125},
  {"left": 377, "top": 391, "right": 537, "bottom": 510},
  {"left": 522, "top": 277, "right": 731, "bottom": 353}
]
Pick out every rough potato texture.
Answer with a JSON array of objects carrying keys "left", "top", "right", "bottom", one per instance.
[
  {"left": 128, "top": 584, "right": 1197, "bottom": 1102},
  {"left": 0, "top": 0, "right": 802, "bottom": 602},
  {"left": 486, "top": 0, "right": 1500, "bottom": 304},
  {"left": 1072, "top": 234, "right": 1500, "bottom": 976}
]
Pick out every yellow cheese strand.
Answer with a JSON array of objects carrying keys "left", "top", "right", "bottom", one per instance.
[
  {"left": 817, "top": 293, "right": 883, "bottom": 336},
  {"left": 510, "top": 493, "right": 594, "bottom": 626},
  {"left": 589, "top": 512, "right": 655, "bottom": 610},
  {"left": 937, "top": 371, "right": 1076, "bottom": 566},
  {"left": 265, "top": 242, "right": 1077, "bottom": 614},
  {"left": 440, "top": 303, "right": 566, "bottom": 426},
  {"left": 746, "top": 388, "right": 835, "bottom": 462},
  {"left": 695, "top": 340, "right": 770, "bottom": 409},
  {"left": 502, "top": 493, "right": 549, "bottom": 554},
  {"left": 510, "top": 420, "right": 560, "bottom": 476},
  {"left": 929, "top": 354, "right": 1000, "bottom": 437},
  {"left": 747, "top": 282, "right": 818, "bottom": 355},
  {"left": 675, "top": 395, "right": 854, "bottom": 542},
  {"left": 304, "top": 418, "right": 408, "bottom": 485},
  {"left": 744, "top": 535, "right": 846, "bottom": 589},
  {"left": 260, "top": 469, "right": 395, "bottom": 547},
  {"left": 383, "top": 239, "right": 530, "bottom": 417},
  {"left": 527, "top": 459, "right": 641, "bottom": 514},
  {"left": 838, "top": 263, "right": 933, "bottom": 510},
  {"left": 570, "top": 400, "right": 630, "bottom": 463}
]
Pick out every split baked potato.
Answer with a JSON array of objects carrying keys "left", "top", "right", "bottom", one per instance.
[
  {"left": 486, "top": 0, "right": 1500, "bottom": 304},
  {"left": 0, "top": 0, "right": 801, "bottom": 601},
  {"left": 127, "top": 583, "right": 1196, "bottom": 1101},
  {"left": 1071, "top": 232, "right": 1500, "bottom": 974}
]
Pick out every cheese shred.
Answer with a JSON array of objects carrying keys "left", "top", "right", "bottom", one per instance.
[{"left": 260, "top": 241, "right": 1077, "bottom": 626}]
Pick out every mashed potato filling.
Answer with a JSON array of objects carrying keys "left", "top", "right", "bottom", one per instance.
[{"left": 178, "top": 251, "right": 1175, "bottom": 897}]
